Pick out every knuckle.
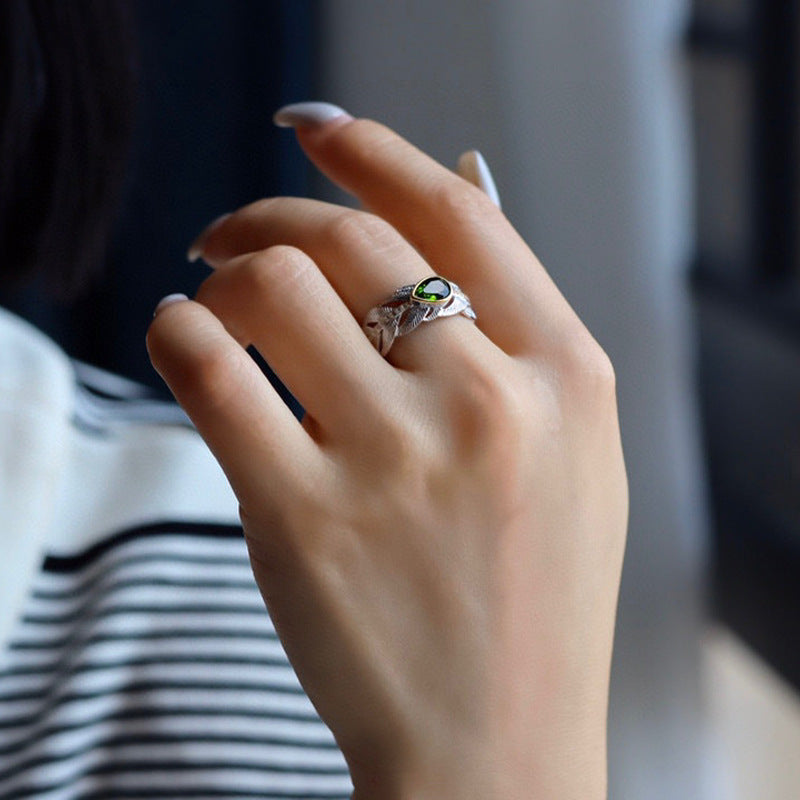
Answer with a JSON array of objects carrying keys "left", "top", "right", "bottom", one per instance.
[
  {"left": 558, "top": 329, "right": 618, "bottom": 399},
  {"left": 340, "top": 118, "right": 402, "bottom": 161},
  {"left": 449, "top": 359, "right": 533, "bottom": 449},
  {"left": 429, "top": 179, "right": 498, "bottom": 228},
  {"left": 184, "top": 338, "right": 247, "bottom": 410},
  {"left": 371, "top": 408, "right": 427, "bottom": 469},
  {"left": 324, "top": 209, "right": 399, "bottom": 253},
  {"left": 237, "top": 245, "right": 314, "bottom": 296},
  {"left": 444, "top": 365, "right": 538, "bottom": 517},
  {"left": 351, "top": 392, "right": 434, "bottom": 481}
]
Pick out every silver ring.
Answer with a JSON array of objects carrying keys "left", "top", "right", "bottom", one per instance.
[{"left": 363, "top": 276, "right": 476, "bottom": 356}]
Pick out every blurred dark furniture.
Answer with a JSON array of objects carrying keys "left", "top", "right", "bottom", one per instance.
[{"left": 689, "top": 0, "right": 800, "bottom": 689}]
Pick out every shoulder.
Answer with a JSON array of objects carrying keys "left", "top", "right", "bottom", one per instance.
[{"left": 0, "top": 308, "right": 239, "bottom": 648}]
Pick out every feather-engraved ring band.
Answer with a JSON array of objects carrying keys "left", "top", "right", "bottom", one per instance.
[{"left": 362, "top": 276, "right": 477, "bottom": 356}]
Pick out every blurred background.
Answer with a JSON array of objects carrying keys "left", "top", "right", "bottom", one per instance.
[{"left": 3, "top": 1, "right": 799, "bottom": 796}]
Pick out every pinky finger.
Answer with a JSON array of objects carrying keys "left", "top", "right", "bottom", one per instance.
[{"left": 146, "top": 297, "right": 323, "bottom": 516}]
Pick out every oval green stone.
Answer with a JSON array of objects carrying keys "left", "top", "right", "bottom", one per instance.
[{"left": 413, "top": 277, "right": 451, "bottom": 303}]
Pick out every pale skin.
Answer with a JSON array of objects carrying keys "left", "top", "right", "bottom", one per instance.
[{"left": 146, "top": 109, "right": 628, "bottom": 800}]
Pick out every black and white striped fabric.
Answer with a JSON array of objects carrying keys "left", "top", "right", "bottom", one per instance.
[
  {"left": 0, "top": 308, "right": 353, "bottom": 799},
  {"left": 0, "top": 524, "right": 352, "bottom": 799}
]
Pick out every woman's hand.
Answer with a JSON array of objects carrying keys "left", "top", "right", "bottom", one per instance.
[{"left": 146, "top": 104, "right": 628, "bottom": 800}]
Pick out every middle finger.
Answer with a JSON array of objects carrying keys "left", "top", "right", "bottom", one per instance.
[{"left": 197, "top": 197, "right": 493, "bottom": 370}]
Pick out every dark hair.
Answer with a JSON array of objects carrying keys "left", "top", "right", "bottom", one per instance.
[{"left": 0, "top": 0, "right": 138, "bottom": 299}]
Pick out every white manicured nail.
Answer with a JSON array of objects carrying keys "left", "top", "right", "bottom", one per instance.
[
  {"left": 273, "top": 101, "right": 352, "bottom": 128},
  {"left": 153, "top": 293, "right": 189, "bottom": 317},
  {"left": 456, "top": 150, "right": 502, "bottom": 209}
]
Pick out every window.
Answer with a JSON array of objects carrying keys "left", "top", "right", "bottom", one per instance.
[{"left": 690, "top": 0, "right": 800, "bottom": 688}]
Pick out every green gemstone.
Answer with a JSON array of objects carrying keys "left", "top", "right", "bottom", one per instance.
[{"left": 413, "top": 277, "right": 451, "bottom": 303}]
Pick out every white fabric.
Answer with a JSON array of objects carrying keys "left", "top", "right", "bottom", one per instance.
[
  {"left": 0, "top": 308, "right": 74, "bottom": 654},
  {"left": 0, "top": 309, "right": 356, "bottom": 797},
  {"left": 0, "top": 307, "right": 239, "bottom": 663},
  {"left": 0, "top": 530, "right": 352, "bottom": 797}
]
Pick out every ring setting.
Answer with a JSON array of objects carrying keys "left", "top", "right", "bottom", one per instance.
[
  {"left": 363, "top": 275, "right": 476, "bottom": 356},
  {"left": 411, "top": 276, "right": 453, "bottom": 304}
]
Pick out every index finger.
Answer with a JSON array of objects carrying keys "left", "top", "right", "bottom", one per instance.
[{"left": 276, "top": 103, "right": 581, "bottom": 353}]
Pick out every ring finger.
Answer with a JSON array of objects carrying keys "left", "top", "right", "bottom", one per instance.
[
  {"left": 195, "top": 244, "right": 405, "bottom": 436},
  {"left": 198, "top": 197, "right": 492, "bottom": 370}
]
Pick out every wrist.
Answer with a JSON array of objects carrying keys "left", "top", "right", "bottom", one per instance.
[
  {"left": 341, "top": 670, "right": 610, "bottom": 800},
  {"left": 348, "top": 751, "right": 607, "bottom": 800}
]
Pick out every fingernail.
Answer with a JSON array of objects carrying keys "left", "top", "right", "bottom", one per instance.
[
  {"left": 456, "top": 150, "right": 502, "bottom": 209},
  {"left": 273, "top": 101, "right": 352, "bottom": 129},
  {"left": 187, "top": 212, "right": 232, "bottom": 262},
  {"left": 153, "top": 293, "right": 189, "bottom": 317}
]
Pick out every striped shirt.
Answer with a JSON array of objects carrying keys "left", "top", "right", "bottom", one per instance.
[{"left": 0, "top": 308, "right": 353, "bottom": 799}]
